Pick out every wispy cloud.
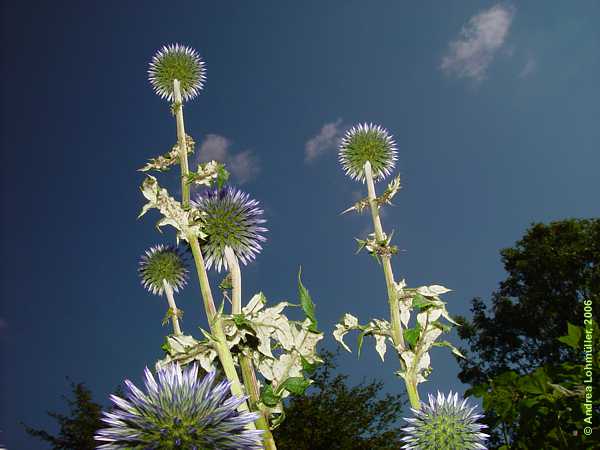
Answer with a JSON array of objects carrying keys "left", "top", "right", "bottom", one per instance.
[
  {"left": 519, "top": 56, "right": 537, "bottom": 78},
  {"left": 196, "top": 134, "right": 260, "bottom": 184},
  {"left": 305, "top": 119, "right": 344, "bottom": 162},
  {"left": 441, "top": 4, "right": 515, "bottom": 81}
]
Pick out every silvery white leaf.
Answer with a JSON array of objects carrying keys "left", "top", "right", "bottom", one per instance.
[
  {"left": 374, "top": 334, "right": 387, "bottom": 361},
  {"left": 243, "top": 292, "right": 266, "bottom": 315},
  {"left": 420, "top": 327, "right": 443, "bottom": 352},
  {"left": 400, "top": 350, "right": 415, "bottom": 368},
  {"left": 343, "top": 313, "right": 359, "bottom": 328},
  {"left": 333, "top": 324, "right": 352, "bottom": 353},
  {"left": 417, "top": 285, "right": 451, "bottom": 297},
  {"left": 416, "top": 351, "right": 430, "bottom": 372},
  {"left": 440, "top": 307, "right": 460, "bottom": 325}
]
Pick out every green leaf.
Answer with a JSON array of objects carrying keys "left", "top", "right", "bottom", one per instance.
[
  {"left": 357, "top": 331, "right": 366, "bottom": 357},
  {"left": 232, "top": 314, "right": 254, "bottom": 328},
  {"left": 160, "top": 336, "right": 171, "bottom": 353},
  {"left": 403, "top": 324, "right": 421, "bottom": 349},
  {"left": 557, "top": 322, "right": 581, "bottom": 350},
  {"left": 411, "top": 293, "right": 433, "bottom": 309},
  {"left": 432, "top": 340, "right": 466, "bottom": 359},
  {"left": 298, "top": 267, "right": 318, "bottom": 332},
  {"left": 465, "top": 383, "right": 489, "bottom": 398},
  {"left": 300, "top": 355, "right": 319, "bottom": 374},
  {"left": 260, "top": 383, "right": 281, "bottom": 407},
  {"left": 279, "top": 377, "right": 312, "bottom": 396},
  {"left": 216, "top": 165, "right": 230, "bottom": 190}
]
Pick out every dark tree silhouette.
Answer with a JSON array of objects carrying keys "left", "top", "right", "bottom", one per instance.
[
  {"left": 22, "top": 379, "right": 103, "bottom": 450},
  {"left": 24, "top": 352, "right": 407, "bottom": 449},
  {"left": 273, "top": 350, "right": 407, "bottom": 450},
  {"left": 456, "top": 219, "right": 600, "bottom": 448}
]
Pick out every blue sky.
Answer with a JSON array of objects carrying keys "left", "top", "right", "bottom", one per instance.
[{"left": 1, "top": 1, "right": 599, "bottom": 447}]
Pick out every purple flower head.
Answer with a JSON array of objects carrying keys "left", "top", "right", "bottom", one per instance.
[
  {"left": 191, "top": 186, "right": 267, "bottom": 272},
  {"left": 95, "top": 363, "right": 264, "bottom": 449}
]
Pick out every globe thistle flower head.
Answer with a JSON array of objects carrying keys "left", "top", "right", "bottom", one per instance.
[
  {"left": 339, "top": 123, "right": 398, "bottom": 183},
  {"left": 401, "top": 391, "right": 489, "bottom": 450},
  {"left": 148, "top": 43, "right": 206, "bottom": 102},
  {"left": 95, "top": 363, "right": 264, "bottom": 449},
  {"left": 191, "top": 186, "right": 267, "bottom": 272},
  {"left": 139, "top": 244, "right": 189, "bottom": 296}
]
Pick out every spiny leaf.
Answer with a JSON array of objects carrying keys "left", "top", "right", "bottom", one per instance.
[
  {"left": 278, "top": 377, "right": 312, "bottom": 396},
  {"left": 403, "top": 324, "right": 421, "bottom": 349},
  {"left": 298, "top": 267, "right": 318, "bottom": 332},
  {"left": 260, "top": 383, "right": 281, "bottom": 407}
]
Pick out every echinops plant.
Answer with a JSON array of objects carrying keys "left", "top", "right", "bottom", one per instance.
[
  {"left": 98, "top": 42, "right": 487, "bottom": 449},
  {"left": 97, "top": 43, "right": 323, "bottom": 450},
  {"left": 332, "top": 122, "right": 488, "bottom": 447}
]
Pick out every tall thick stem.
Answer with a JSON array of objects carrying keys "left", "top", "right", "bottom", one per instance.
[
  {"left": 224, "top": 247, "right": 278, "bottom": 450},
  {"left": 162, "top": 280, "right": 182, "bottom": 336},
  {"left": 172, "top": 80, "right": 254, "bottom": 422},
  {"left": 173, "top": 80, "right": 191, "bottom": 209},
  {"left": 363, "top": 161, "right": 420, "bottom": 409}
]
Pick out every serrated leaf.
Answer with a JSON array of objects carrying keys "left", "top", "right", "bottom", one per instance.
[
  {"left": 300, "top": 355, "right": 319, "bottom": 374},
  {"left": 260, "top": 384, "right": 281, "bottom": 407},
  {"left": 557, "top": 322, "right": 581, "bottom": 349},
  {"left": 279, "top": 377, "right": 312, "bottom": 396},
  {"left": 412, "top": 293, "right": 434, "bottom": 309},
  {"left": 403, "top": 324, "right": 421, "bottom": 349},
  {"left": 432, "top": 340, "right": 466, "bottom": 358},
  {"left": 298, "top": 268, "right": 318, "bottom": 332}
]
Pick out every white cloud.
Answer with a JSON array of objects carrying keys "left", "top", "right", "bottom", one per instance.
[
  {"left": 441, "top": 4, "right": 515, "bottom": 81},
  {"left": 305, "top": 119, "right": 344, "bottom": 162},
  {"left": 519, "top": 57, "right": 537, "bottom": 78},
  {"left": 196, "top": 134, "right": 260, "bottom": 184}
]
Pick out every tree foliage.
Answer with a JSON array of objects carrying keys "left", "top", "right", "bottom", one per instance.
[
  {"left": 273, "top": 350, "right": 406, "bottom": 449},
  {"left": 467, "top": 322, "right": 599, "bottom": 449},
  {"left": 456, "top": 219, "right": 600, "bottom": 448},
  {"left": 22, "top": 380, "right": 103, "bottom": 450},
  {"left": 24, "top": 352, "right": 406, "bottom": 449}
]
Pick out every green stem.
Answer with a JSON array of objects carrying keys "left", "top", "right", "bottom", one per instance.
[
  {"left": 173, "top": 80, "right": 191, "bottom": 209},
  {"left": 224, "top": 246, "right": 278, "bottom": 450},
  {"left": 162, "top": 280, "right": 182, "bottom": 336},
  {"left": 363, "top": 161, "right": 420, "bottom": 410},
  {"left": 172, "top": 79, "right": 254, "bottom": 423}
]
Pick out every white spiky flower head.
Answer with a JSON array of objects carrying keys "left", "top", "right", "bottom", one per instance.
[
  {"left": 338, "top": 123, "right": 398, "bottom": 183},
  {"left": 191, "top": 186, "right": 267, "bottom": 273},
  {"left": 401, "top": 391, "right": 489, "bottom": 449},
  {"left": 148, "top": 43, "right": 206, "bottom": 102},
  {"left": 139, "top": 244, "right": 189, "bottom": 296}
]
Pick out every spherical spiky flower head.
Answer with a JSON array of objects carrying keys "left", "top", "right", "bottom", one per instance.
[
  {"left": 401, "top": 391, "right": 489, "bottom": 450},
  {"left": 139, "top": 244, "right": 189, "bottom": 296},
  {"left": 339, "top": 123, "right": 398, "bottom": 183},
  {"left": 148, "top": 43, "right": 206, "bottom": 102},
  {"left": 95, "top": 363, "right": 264, "bottom": 450},
  {"left": 191, "top": 186, "right": 267, "bottom": 272}
]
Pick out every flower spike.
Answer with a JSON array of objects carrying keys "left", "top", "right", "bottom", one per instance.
[
  {"left": 148, "top": 43, "right": 206, "bottom": 102},
  {"left": 95, "top": 363, "right": 264, "bottom": 449},
  {"left": 191, "top": 186, "right": 267, "bottom": 272},
  {"left": 339, "top": 123, "right": 398, "bottom": 183}
]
